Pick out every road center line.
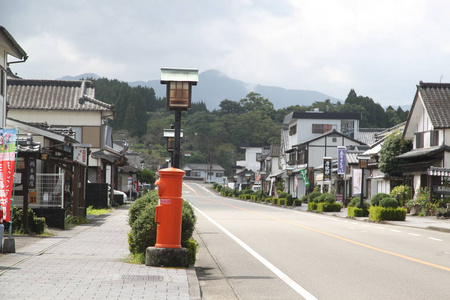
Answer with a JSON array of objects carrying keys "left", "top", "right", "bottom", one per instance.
[{"left": 192, "top": 204, "right": 318, "bottom": 300}]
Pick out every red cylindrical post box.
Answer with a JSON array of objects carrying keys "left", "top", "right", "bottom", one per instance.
[{"left": 154, "top": 167, "right": 185, "bottom": 248}]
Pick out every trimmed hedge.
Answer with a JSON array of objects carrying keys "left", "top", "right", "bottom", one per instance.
[
  {"left": 308, "top": 202, "right": 318, "bottom": 211},
  {"left": 347, "top": 206, "right": 364, "bottom": 217},
  {"left": 369, "top": 206, "right": 407, "bottom": 221},
  {"left": 317, "top": 202, "right": 342, "bottom": 212},
  {"left": 278, "top": 198, "right": 287, "bottom": 206}
]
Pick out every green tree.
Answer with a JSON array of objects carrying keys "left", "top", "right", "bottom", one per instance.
[
  {"left": 379, "top": 130, "right": 412, "bottom": 177},
  {"left": 218, "top": 99, "right": 245, "bottom": 115},
  {"left": 137, "top": 169, "right": 156, "bottom": 185},
  {"left": 239, "top": 92, "right": 275, "bottom": 117}
]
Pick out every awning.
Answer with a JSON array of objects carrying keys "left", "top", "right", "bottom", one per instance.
[{"left": 269, "top": 171, "right": 284, "bottom": 178}]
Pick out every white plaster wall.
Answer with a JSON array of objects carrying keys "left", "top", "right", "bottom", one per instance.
[{"left": 8, "top": 110, "right": 101, "bottom": 126}]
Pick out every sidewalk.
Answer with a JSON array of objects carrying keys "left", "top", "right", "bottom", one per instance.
[
  {"left": 0, "top": 206, "right": 201, "bottom": 300},
  {"left": 294, "top": 204, "right": 450, "bottom": 232}
]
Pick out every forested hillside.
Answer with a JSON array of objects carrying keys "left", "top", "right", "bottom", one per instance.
[{"left": 93, "top": 78, "right": 409, "bottom": 175}]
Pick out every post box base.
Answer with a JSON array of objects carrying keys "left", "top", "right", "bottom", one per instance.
[{"left": 145, "top": 246, "right": 189, "bottom": 268}]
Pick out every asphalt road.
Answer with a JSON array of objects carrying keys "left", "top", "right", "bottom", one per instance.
[{"left": 183, "top": 182, "right": 450, "bottom": 300}]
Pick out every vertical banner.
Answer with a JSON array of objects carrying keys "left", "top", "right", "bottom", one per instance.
[
  {"left": 299, "top": 169, "right": 310, "bottom": 187},
  {"left": 323, "top": 157, "right": 332, "bottom": 181},
  {"left": 352, "top": 168, "right": 362, "bottom": 195},
  {"left": 0, "top": 129, "right": 17, "bottom": 222},
  {"left": 337, "top": 146, "right": 346, "bottom": 175}
]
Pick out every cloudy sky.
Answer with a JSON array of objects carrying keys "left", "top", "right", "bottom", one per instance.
[{"left": 2, "top": 0, "right": 450, "bottom": 107}]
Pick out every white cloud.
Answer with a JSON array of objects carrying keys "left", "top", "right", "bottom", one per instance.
[{"left": 3, "top": 0, "right": 450, "bottom": 106}]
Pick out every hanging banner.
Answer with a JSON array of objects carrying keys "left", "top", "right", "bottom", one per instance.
[
  {"left": 299, "top": 169, "right": 310, "bottom": 187},
  {"left": 0, "top": 129, "right": 17, "bottom": 222},
  {"left": 352, "top": 168, "right": 362, "bottom": 195},
  {"left": 323, "top": 157, "right": 332, "bottom": 181},
  {"left": 337, "top": 146, "right": 346, "bottom": 175}
]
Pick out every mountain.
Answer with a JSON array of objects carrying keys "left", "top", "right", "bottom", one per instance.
[
  {"left": 59, "top": 73, "right": 100, "bottom": 80},
  {"left": 59, "top": 70, "right": 341, "bottom": 109},
  {"left": 127, "top": 69, "right": 341, "bottom": 110}
]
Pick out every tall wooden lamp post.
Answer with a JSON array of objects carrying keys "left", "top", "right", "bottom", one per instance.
[{"left": 160, "top": 68, "right": 198, "bottom": 168}]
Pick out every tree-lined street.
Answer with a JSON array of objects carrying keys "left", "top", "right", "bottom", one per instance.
[{"left": 184, "top": 182, "right": 450, "bottom": 300}]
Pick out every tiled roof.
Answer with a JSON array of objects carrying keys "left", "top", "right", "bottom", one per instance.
[
  {"left": 358, "top": 128, "right": 386, "bottom": 146},
  {"left": 418, "top": 82, "right": 450, "bottom": 128},
  {"left": 183, "top": 164, "right": 225, "bottom": 171},
  {"left": 7, "top": 79, "right": 113, "bottom": 111}
]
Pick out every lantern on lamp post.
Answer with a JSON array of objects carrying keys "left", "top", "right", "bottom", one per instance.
[{"left": 160, "top": 68, "right": 198, "bottom": 168}]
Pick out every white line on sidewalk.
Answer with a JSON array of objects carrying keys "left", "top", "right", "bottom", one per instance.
[{"left": 192, "top": 204, "right": 318, "bottom": 300}]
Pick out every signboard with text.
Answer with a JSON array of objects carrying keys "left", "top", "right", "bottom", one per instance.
[
  {"left": 337, "top": 146, "right": 346, "bottom": 175},
  {"left": 0, "top": 129, "right": 17, "bottom": 222},
  {"left": 323, "top": 157, "right": 332, "bottom": 181}
]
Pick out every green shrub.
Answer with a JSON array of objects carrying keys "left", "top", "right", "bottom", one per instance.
[
  {"left": 240, "top": 189, "right": 254, "bottom": 195},
  {"left": 185, "top": 238, "right": 198, "bottom": 266},
  {"left": 278, "top": 198, "right": 287, "bottom": 206},
  {"left": 370, "top": 193, "right": 391, "bottom": 206},
  {"left": 128, "top": 204, "right": 158, "bottom": 255},
  {"left": 317, "top": 202, "right": 342, "bottom": 212},
  {"left": 347, "top": 197, "right": 369, "bottom": 216},
  {"left": 317, "top": 193, "right": 336, "bottom": 203},
  {"left": 390, "top": 185, "right": 412, "bottom": 206},
  {"left": 308, "top": 202, "right": 318, "bottom": 211},
  {"left": 4, "top": 207, "right": 46, "bottom": 235},
  {"left": 128, "top": 191, "right": 159, "bottom": 226},
  {"left": 294, "top": 199, "right": 302, "bottom": 206},
  {"left": 212, "top": 182, "right": 218, "bottom": 189},
  {"left": 301, "top": 195, "right": 308, "bottom": 203},
  {"left": 369, "top": 206, "right": 406, "bottom": 221},
  {"left": 216, "top": 185, "right": 223, "bottom": 192},
  {"left": 278, "top": 192, "right": 288, "bottom": 199},
  {"left": 379, "top": 197, "right": 399, "bottom": 208},
  {"left": 347, "top": 206, "right": 364, "bottom": 217},
  {"left": 308, "top": 191, "right": 322, "bottom": 203}
]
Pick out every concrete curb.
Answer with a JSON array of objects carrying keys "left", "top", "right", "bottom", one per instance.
[{"left": 187, "top": 266, "right": 201, "bottom": 300}]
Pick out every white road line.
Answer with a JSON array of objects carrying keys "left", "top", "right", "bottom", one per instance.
[
  {"left": 390, "top": 229, "right": 402, "bottom": 233},
  {"left": 375, "top": 227, "right": 385, "bottom": 230},
  {"left": 408, "top": 233, "right": 421, "bottom": 237},
  {"left": 192, "top": 204, "right": 318, "bottom": 300},
  {"left": 428, "top": 237, "right": 444, "bottom": 242}
]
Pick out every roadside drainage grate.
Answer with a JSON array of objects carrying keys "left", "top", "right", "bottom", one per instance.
[{"left": 120, "top": 275, "right": 163, "bottom": 281}]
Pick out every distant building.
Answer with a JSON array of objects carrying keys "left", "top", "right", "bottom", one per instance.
[{"left": 183, "top": 163, "right": 225, "bottom": 183}]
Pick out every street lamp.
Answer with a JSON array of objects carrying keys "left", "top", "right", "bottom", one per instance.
[
  {"left": 358, "top": 155, "right": 370, "bottom": 209},
  {"left": 245, "top": 173, "right": 251, "bottom": 187},
  {"left": 233, "top": 176, "right": 238, "bottom": 194},
  {"left": 163, "top": 129, "right": 183, "bottom": 158},
  {"left": 161, "top": 68, "right": 198, "bottom": 168}
]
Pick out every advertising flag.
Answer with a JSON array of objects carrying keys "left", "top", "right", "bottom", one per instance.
[
  {"left": 0, "top": 129, "right": 17, "bottom": 222},
  {"left": 337, "top": 146, "right": 346, "bottom": 175},
  {"left": 299, "top": 169, "right": 310, "bottom": 187},
  {"left": 352, "top": 168, "right": 362, "bottom": 195}
]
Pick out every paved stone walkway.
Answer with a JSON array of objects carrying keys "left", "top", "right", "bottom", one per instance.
[{"left": 0, "top": 207, "right": 197, "bottom": 300}]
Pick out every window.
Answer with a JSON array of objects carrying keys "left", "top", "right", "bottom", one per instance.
[
  {"left": 332, "top": 137, "right": 337, "bottom": 142},
  {"left": 415, "top": 132, "right": 424, "bottom": 148},
  {"left": 0, "top": 69, "right": 4, "bottom": 96},
  {"left": 430, "top": 130, "right": 439, "bottom": 146},
  {"left": 289, "top": 125, "right": 297, "bottom": 136},
  {"left": 312, "top": 124, "right": 333, "bottom": 134}
]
